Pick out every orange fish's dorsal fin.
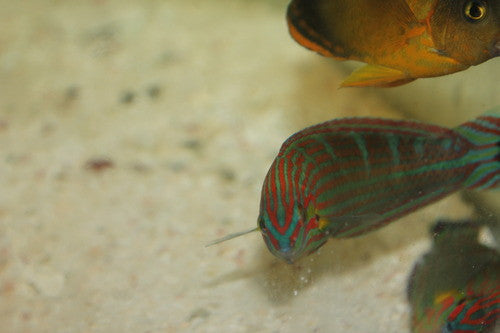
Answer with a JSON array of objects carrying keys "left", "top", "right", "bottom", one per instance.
[
  {"left": 286, "top": 0, "right": 347, "bottom": 59},
  {"left": 404, "top": 0, "right": 436, "bottom": 22},
  {"left": 340, "top": 64, "right": 415, "bottom": 88},
  {"left": 287, "top": 0, "right": 421, "bottom": 61},
  {"left": 378, "top": 0, "right": 419, "bottom": 26}
]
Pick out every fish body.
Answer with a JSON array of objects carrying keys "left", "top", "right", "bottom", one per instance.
[
  {"left": 257, "top": 109, "right": 500, "bottom": 263},
  {"left": 287, "top": 0, "right": 500, "bottom": 87},
  {"left": 407, "top": 220, "right": 500, "bottom": 332}
]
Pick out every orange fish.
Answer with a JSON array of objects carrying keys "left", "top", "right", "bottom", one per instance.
[{"left": 287, "top": 0, "right": 500, "bottom": 87}]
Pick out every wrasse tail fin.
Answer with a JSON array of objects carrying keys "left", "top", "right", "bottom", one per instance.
[
  {"left": 340, "top": 64, "right": 415, "bottom": 88},
  {"left": 455, "top": 108, "right": 500, "bottom": 190}
]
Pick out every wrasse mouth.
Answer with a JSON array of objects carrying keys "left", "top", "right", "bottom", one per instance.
[{"left": 277, "top": 247, "right": 300, "bottom": 264}]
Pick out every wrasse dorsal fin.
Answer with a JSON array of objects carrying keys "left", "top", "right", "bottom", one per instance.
[{"left": 205, "top": 227, "right": 259, "bottom": 247}]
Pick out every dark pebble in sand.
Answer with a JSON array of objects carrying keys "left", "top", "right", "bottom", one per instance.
[
  {"left": 218, "top": 168, "right": 235, "bottom": 182},
  {"left": 147, "top": 85, "right": 161, "bottom": 99},
  {"left": 182, "top": 139, "right": 202, "bottom": 151},
  {"left": 187, "top": 308, "right": 210, "bottom": 322},
  {"left": 120, "top": 91, "right": 135, "bottom": 104},
  {"left": 65, "top": 86, "right": 80, "bottom": 101},
  {"left": 85, "top": 158, "right": 115, "bottom": 172}
]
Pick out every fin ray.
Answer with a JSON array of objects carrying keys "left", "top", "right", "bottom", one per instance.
[
  {"left": 340, "top": 64, "right": 413, "bottom": 88},
  {"left": 206, "top": 227, "right": 259, "bottom": 247},
  {"left": 455, "top": 109, "right": 500, "bottom": 190}
]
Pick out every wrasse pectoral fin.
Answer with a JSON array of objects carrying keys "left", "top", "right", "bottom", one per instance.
[
  {"left": 341, "top": 64, "right": 415, "bottom": 88},
  {"left": 434, "top": 290, "right": 462, "bottom": 305},
  {"left": 318, "top": 216, "right": 330, "bottom": 231}
]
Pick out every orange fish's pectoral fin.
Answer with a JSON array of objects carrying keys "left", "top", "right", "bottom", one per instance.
[{"left": 341, "top": 64, "right": 415, "bottom": 88}]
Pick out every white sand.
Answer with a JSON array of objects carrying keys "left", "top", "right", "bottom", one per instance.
[{"left": 0, "top": 1, "right": 493, "bottom": 332}]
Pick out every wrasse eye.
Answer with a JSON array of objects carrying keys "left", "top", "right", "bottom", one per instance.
[{"left": 464, "top": 0, "right": 487, "bottom": 22}]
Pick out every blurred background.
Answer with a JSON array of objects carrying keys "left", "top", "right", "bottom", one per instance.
[{"left": 0, "top": 0, "right": 498, "bottom": 332}]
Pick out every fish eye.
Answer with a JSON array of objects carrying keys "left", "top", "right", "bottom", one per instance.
[{"left": 464, "top": 0, "right": 487, "bottom": 22}]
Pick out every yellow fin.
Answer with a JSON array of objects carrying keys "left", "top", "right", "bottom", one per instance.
[
  {"left": 305, "top": 204, "right": 316, "bottom": 221},
  {"left": 341, "top": 64, "right": 415, "bottom": 88},
  {"left": 434, "top": 290, "right": 464, "bottom": 305},
  {"left": 318, "top": 217, "right": 330, "bottom": 230}
]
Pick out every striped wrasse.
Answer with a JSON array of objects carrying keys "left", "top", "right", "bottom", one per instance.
[
  {"left": 407, "top": 220, "right": 499, "bottom": 332},
  {"left": 209, "top": 109, "right": 499, "bottom": 264},
  {"left": 258, "top": 109, "right": 500, "bottom": 263}
]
